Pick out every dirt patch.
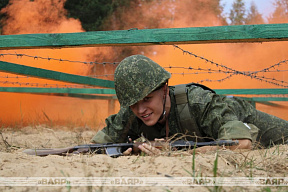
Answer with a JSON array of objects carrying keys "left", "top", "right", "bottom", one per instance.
[{"left": 0, "top": 126, "right": 287, "bottom": 192}]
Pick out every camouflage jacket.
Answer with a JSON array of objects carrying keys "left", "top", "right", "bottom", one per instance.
[{"left": 91, "top": 84, "right": 288, "bottom": 146}]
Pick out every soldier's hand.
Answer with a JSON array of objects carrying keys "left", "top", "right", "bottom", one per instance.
[
  {"left": 122, "top": 138, "right": 164, "bottom": 156},
  {"left": 122, "top": 144, "right": 161, "bottom": 156},
  {"left": 122, "top": 148, "right": 133, "bottom": 155},
  {"left": 138, "top": 143, "right": 161, "bottom": 155}
]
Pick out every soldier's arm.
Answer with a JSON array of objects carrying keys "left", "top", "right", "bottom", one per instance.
[
  {"left": 188, "top": 87, "right": 253, "bottom": 142},
  {"left": 194, "top": 139, "right": 252, "bottom": 153},
  {"left": 91, "top": 107, "right": 139, "bottom": 143}
]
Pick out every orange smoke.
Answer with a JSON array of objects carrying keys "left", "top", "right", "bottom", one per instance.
[
  {"left": 0, "top": 0, "right": 287, "bottom": 129},
  {"left": 114, "top": 0, "right": 288, "bottom": 120},
  {"left": 1, "top": 0, "right": 82, "bottom": 34},
  {"left": 0, "top": 0, "right": 113, "bottom": 128},
  {"left": 146, "top": 0, "right": 288, "bottom": 120},
  {"left": 151, "top": 42, "right": 288, "bottom": 120}
]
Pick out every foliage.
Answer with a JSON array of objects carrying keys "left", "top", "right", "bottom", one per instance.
[
  {"left": 268, "top": 0, "right": 288, "bottom": 23},
  {"left": 0, "top": 0, "right": 270, "bottom": 33},
  {"left": 229, "top": 0, "right": 246, "bottom": 25},
  {"left": 90, "top": 0, "right": 228, "bottom": 62},
  {"left": 245, "top": 2, "right": 264, "bottom": 24},
  {"left": 0, "top": 0, "right": 9, "bottom": 32},
  {"left": 64, "top": 0, "right": 131, "bottom": 31},
  {"left": 63, "top": 0, "right": 227, "bottom": 30},
  {"left": 0, "top": 0, "right": 9, "bottom": 10},
  {"left": 228, "top": 0, "right": 264, "bottom": 25}
]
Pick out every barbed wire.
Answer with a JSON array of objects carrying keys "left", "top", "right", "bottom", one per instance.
[
  {"left": 172, "top": 45, "right": 288, "bottom": 88},
  {"left": 250, "top": 60, "right": 288, "bottom": 74},
  {"left": 0, "top": 80, "right": 95, "bottom": 88},
  {"left": 172, "top": 45, "right": 238, "bottom": 73},
  {"left": 0, "top": 48, "right": 287, "bottom": 87},
  {"left": 255, "top": 76, "right": 288, "bottom": 85},
  {"left": 163, "top": 66, "right": 288, "bottom": 85},
  {"left": 164, "top": 66, "right": 288, "bottom": 74},
  {"left": 0, "top": 75, "right": 30, "bottom": 78},
  {"left": 0, "top": 53, "right": 119, "bottom": 65},
  {"left": 196, "top": 74, "right": 235, "bottom": 84},
  {"left": 88, "top": 69, "right": 288, "bottom": 77}
]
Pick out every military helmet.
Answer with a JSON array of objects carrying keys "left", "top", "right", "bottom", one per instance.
[{"left": 114, "top": 55, "right": 171, "bottom": 107}]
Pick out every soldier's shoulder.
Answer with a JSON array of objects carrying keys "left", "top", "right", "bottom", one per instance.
[{"left": 187, "top": 84, "right": 215, "bottom": 103}]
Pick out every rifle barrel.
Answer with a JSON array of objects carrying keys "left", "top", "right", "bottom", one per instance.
[{"left": 22, "top": 140, "right": 239, "bottom": 157}]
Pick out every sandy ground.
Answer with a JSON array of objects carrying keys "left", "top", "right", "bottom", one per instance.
[{"left": 0, "top": 125, "right": 288, "bottom": 192}]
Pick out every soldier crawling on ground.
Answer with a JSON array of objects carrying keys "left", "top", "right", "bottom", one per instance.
[{"left": 91, "top": 55, "right": 288, "bottom": 155}]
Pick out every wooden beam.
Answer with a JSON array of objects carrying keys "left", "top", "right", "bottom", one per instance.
[
  {"left": 0, "top": 61, "right": 115, "bottom": 88},
  {"left": 215, "top": 88, "right": 288, "bottom": 95},
  {"left": 0, "top": 87, "right": 286, "bottom": 103},
  {"left": 1, "top": 23, "right": 288, "bottom": 50},
  {"left": 0, "top": 87, "right": 286, "bottom": 96},
  {"left": 243, "top": 97, "right": 288, "bottom": 102},
  {"left": 0, "top": 87, "right": 116, "bottom": 94},
  {"left": 0, "top": 86, "right": 287, "bottom": 101},
  {"left": 33, "top": 93, "right": 117, "bottom": 100}
]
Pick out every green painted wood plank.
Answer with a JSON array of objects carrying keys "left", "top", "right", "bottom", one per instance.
[
  {"left": 215, "top": 88, "right": 288, "bottom": 95},
  {"left": 0, "top": 87, "right": 286, "bottom": 96},
  {"left": 1, "top": 23, "right": 288, "bottom": 49},
  {"left": 0, "top": 87, "right": 287, "bottom": 102},
  {"left": 0, "top": 87, "right": 287, "bottom": 100},
  {"left": 240, "top": 97, "right": 288, "bottom": 102},
  {"left": 60, "top": 94, "right": 117, "bottom": 100},
  {"left": 0, "top": 87, "right": 116, "bottom": 94},
  {"left": 0, "top": 61, "right": 115, "bottom": 88},
  {"left": 33, "top": 93, "right": 117, "bottom": 100}
]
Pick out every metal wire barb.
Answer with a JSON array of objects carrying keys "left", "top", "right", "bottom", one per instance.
[
  {"left": 0, "top": 53, "right": 119, "bottom": 65},
  {"left": 0, "top": 47, "right": 287, "bottom": 88},
  {"left": 172, "top": 45, "right": 288, "bottom": 88}
]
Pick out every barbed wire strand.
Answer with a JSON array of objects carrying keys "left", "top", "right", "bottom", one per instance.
[
  {"left": 0, "top": 80, "right": 96, "bottom": 88},
  {"left": 0, "top": 49, "right": 287, "bottom": 87},
  {"left": 0, "top": 53, "right": 119, "bottom": 65},
  {"left": 172, "top": 45, "right": 288, "bottom": 88}
]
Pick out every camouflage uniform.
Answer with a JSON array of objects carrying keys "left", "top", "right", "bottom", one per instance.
[
  {"left": 91, "top": 84, "right": 288, "bottom": 147},
  {"left": 91, "top": 55, "right": 288, "bottom": 147}
]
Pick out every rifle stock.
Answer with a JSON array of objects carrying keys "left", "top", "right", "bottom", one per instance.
[{"left": 22, "top": 140, "right": 238, "bottom": 158}]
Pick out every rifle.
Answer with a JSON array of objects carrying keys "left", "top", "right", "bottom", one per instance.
[{"left": 22, "top": 140, "right": 238, "bottom": 158}]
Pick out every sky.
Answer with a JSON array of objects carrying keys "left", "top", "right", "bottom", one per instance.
[{"left": 222, "top": 0, "right": 275, "bottom": 21}]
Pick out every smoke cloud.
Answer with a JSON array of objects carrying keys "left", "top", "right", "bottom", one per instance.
[{"left": 0, "top": 0, "right": 286, "bottom": 128}]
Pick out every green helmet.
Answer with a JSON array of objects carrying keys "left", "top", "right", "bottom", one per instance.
[{"left": 114, "top": 55, "right": 171, "bottom": 107}]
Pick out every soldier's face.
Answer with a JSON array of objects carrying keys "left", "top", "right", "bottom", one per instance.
[{"left": 130, "top": 87, "right": 167, "bottom": 126}]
